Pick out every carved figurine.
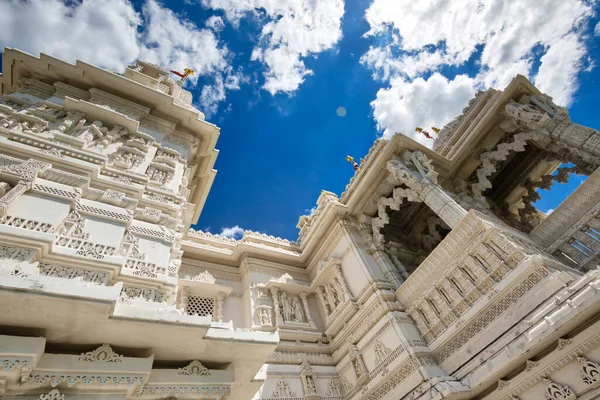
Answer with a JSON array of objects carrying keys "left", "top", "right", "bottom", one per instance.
[
  {"left": 282, "top": 292, "right": 294, "bottom": 322},
  {"left": 259, "top": 308, "right": 272, "bottom": 326},
  {"left": 76, "top": 120, "right": 108, "bottom": 143},
  {"left": 293, "top": 297, "right": 305, "bottom": 322},
  {"left": 327, "top": 283, "right": 339, "bottom": 309},
  {"left": 306, "top": 375, "right": 316, "bottom": 394}
]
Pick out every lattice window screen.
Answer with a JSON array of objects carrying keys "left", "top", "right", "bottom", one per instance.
[{"left": 186, "top": 295, "right": 215, "bottom": 318}]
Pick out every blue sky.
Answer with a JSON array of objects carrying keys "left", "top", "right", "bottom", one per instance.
[{"left": 1, "top": 0, "right": 599, "bottom": 240}]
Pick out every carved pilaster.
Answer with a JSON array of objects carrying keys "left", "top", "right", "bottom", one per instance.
[
  {"left": 348, "top": 345, "right": 368, "bottom": 386},
  {"left": 387, "top": 249, "right": 410, "bottom": 280},
  {"left": 215, "top": 292, "right": 226, "bottom": 322},
  {"left": 372, "top": 249, "right": 404, "bottom": 287},
  {"left": 299, "top": 292, "right": 315, "bottom": 327},
  {"left": 358, "top": 222, "right": 404, "bottom": 286}
]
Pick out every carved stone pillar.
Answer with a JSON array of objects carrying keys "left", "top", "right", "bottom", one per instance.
[
  {"left": 358, "top": 223, "right": 404, "bottom": 287},
  {"left": 299, "top": 292, "right": 315, "bottom": 326},
  {"left": 333, "top": 264, "right": 353, "bottom": 301},
  {"left": 387, "top": 250, "right": 410, "bottom": 280},
  {"left": 0, "top": 180, "right": 31, "bottom": 218},
  {"left": 270, "top": 288, "right": 283, "bottom": 325},
  {"left": 215, "top": 292, "right": 226, "bottom": 322},
  {"left": 420, "top": 182, "right": 468, "bottom": 228},
  {"left": 316, "top": 285, "right": 330, "bottom": 316}
]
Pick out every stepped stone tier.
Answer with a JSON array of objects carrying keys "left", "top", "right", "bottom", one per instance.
[{"left": 1, "top": 48, "right": 600, "bottom": 400}]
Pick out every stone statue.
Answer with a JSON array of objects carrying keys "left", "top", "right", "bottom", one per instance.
[
  {"left": 76, "top": 120, "right": 108, "bottom": 143},
  {"left": 282, "top": 292, "right": 293, "bottom": 322},
  {"left": 306, "top": 375, "right": 316, "bottom": 394},
  {"left": 293, "top": 297, "right": 305, "bottom": 322},
  {"left": 327, "top": 283, "right": 339, "bottom": 308},
  {"left": 259, "top": 308, "right": 271, "bottom": 326}
]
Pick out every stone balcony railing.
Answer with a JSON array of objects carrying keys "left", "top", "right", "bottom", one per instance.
[
  {"left": 396, "top": 209, "right": 578, "bottom": 373},
  {"left": 396, "top": 210, "right": 529, "bottom": 344}
]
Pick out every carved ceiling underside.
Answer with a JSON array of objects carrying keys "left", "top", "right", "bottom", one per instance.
[
  {"left": 381, "top": 201, "right": 450, "bottom": 254},
  {"left": 469, "top": 133, "right": 592, "bottom": 233}
]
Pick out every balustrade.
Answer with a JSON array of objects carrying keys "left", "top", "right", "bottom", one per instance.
[{"left": 396, "top": 210, "right": 527, "bottom": 343}]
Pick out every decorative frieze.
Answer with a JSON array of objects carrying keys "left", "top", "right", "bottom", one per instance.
[
  {"left": 38, "top": 263, "right": 108, "bottom": 285},
  {"left": 31, "top": 372, "right": 146, "bottom": 387},
  {"left": 0, "top": 244, "right": 35, "bottom": 261},
  {"left": 133, "top": 384, "right": 230, "bottom": 397},
  {"left": 120, "top": 285, "right": 166, "bottom": 304}
]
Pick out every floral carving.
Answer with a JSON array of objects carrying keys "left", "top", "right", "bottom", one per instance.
[
  {"left": 39, "top": 389, "right": 64, "bottom": 400},
  {"left": 1, "top": 358, "right": 30, "bottom": 371},
  {"left": 79, "top": 344, "right": 123, "bottom": 362},
  {"left": 578, "top": 356, "right": 600, "bottom": 385},
  {"left": 543, "top": 378, "right": 575, "bottom": 400},
  {"left": 178, "top": 360, "right": 211, "bottom": 376},
  {"left": 185, "top": 270, "right": 216, "bottom": 284}
]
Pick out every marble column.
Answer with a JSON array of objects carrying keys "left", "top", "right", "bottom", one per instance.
[
  {"left": 299, "top": 292, "right": 315, "bottom": 326},
  {"left": 270, "top": 288, "right": 283, "bottom": 325}
]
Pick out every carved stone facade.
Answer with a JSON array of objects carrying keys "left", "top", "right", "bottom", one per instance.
[{"left": 1, "top": 50, "right": 599, "bottom": 400}]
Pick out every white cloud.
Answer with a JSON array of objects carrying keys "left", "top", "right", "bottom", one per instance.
[
  {"left": 220, "top": 225, "right": 244, "bottom": 238},
  {"left": 534, "top": 33, "right": 586, "bottom": 106},
  {"left": 0, "top": 0, "right": 238, "bottom": 116},
  {"left": 304, "top": 206, "right": 317, "bottom": 216},
  {"left": 206, "top": 15, "right": 225, "bottom": 32},
  {"left": 544, "top": 208, "right": 555, "bottom": 216},
  {"left": 595, "top": 21, "right": 600, "bottom": 36},
  {"left": 202, "top": 0, "right": 344, "bottom": 94},
  {"left": 0, "top": 0, "right": 141, "bottom": 71},
  {"left": 139, "top": 0, "right": 239, "bottom": 116},
  {"left": 361, "top": 0, "right": 596, "bottom": 144},
  {"left": 371, "top": 73, "right": 476, "bottom": 143}
]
